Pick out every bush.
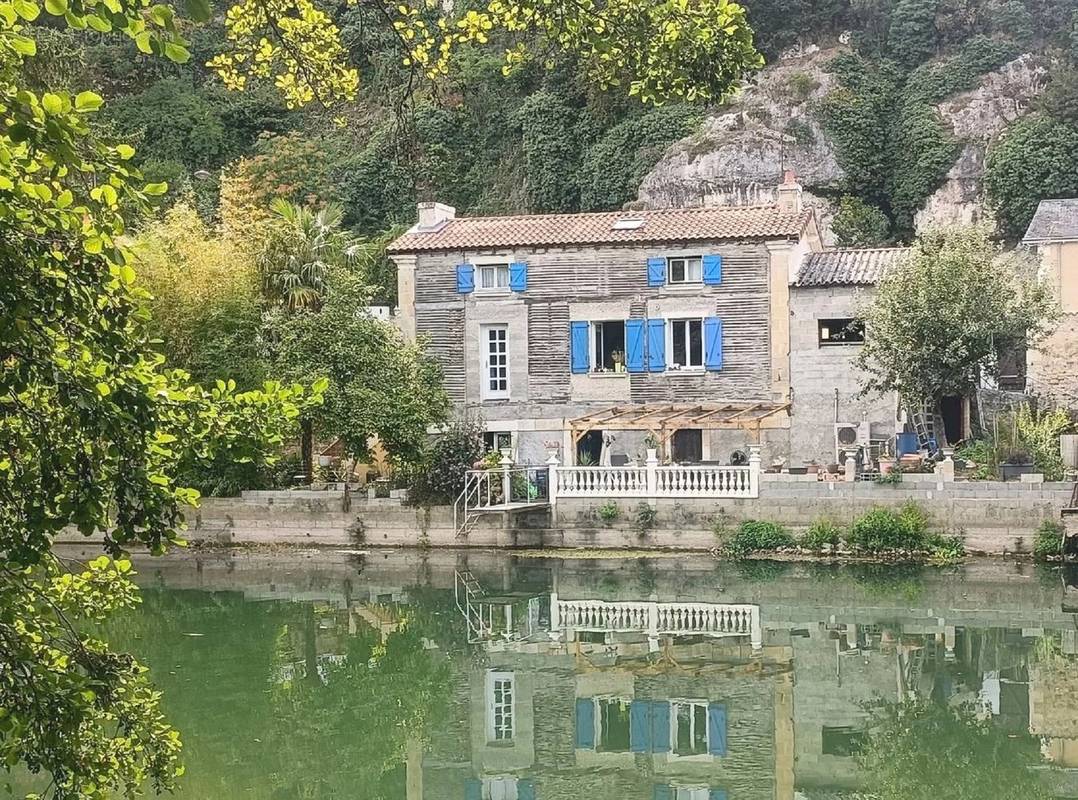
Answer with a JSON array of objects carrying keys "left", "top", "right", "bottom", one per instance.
[
  {"left": 845, "top": 503, "right": 933, "bottom": 553},
  {"left": 927, "top": 533, "right": 966, "bottom": 563},
  {"left": 721, "top": 520, "right": 795, "bottom": 557},
  {"left": 596, "top": 501, "right": 620, "bottom": 524},
  {"left": 1034, "top": 520, "right": 1064, "bottom": 561},
  {"left": 799, "top": 519, "right": 842, "bottom": 552},
  {"left": 831, "top": 196, "right": 891, "bottom": 246},
  {"left": 404, "top": 417, "right": 485, "bottom": 507}
]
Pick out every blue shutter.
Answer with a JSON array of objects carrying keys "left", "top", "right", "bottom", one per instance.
[
  {"left": 509, "top": 261, "right": 528, "bottom": 292},
  {"left": 647, "top": 319, "right": 666, "bottom": 372},
  {"left": 653, "top": 786, "right": 673, "bottom": 800},
  {"left": 647, "top": 257, "right": 666, "bottom": 287},
  {"left": 456, "top": 263, "right": 475, "bottom": 294},
  {"left": 702, "top": 254, "right": 723, "bottom": 285},
  {"left": 708, "top": 703, "right": 727, "bottom": 756},
  {"left": 709, "top": 790, "right": 728, "bottom": 800},
  {"left": 575, "top": 698, "right": 595, "bottom": 749},
  {"left": 704, "top": 317, "right": 723, "bottom": 371},
  {"left": 570, "top": 322, "right": 590, "bottom": 374},
  {"left": 625, "top": 319, "right": 646, "bottom": 373},
  {"left": 650, "top": 701, "right": 671, "bottom": 753},
  {"left": 518, "top": 779, "right": 536, "bottom": 800},
  {"left": 464, "top": 778, "right": 482, "bottom": 800},
  {"left": 630, "top": 700, "right": 652, "bottom": 753}
]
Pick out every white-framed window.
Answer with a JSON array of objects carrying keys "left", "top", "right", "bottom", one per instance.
[
  {"left": 486, "top": 671, "right": 514, "bottom": 742},
  {"left": 669, "top": 318, "right": 704, "bottom": 369},
  {"left": 482, "top": 777, "right": 519, "bottom": 800},
  {"left": 596, "top": 697, "right": 632, "bottom": 752},
  {"left": 674, "top": 787, "right": 709, "bottom": 800},
  {"left": 672, "top": 700, "right": 709, "bottom": 756},
  {"left": 483, "top": 431, "right": 513, "bottom": 453},
  {"left": 591, "top": 321, "right": 627, "bottom": 373},
  {"left": 478, "top": 263, "right": 510, "bottom": 291},
  {"left": 667, "top": 256, "right": 702, "bottom": 284},
  {"left": 481, "top": 324, "right": 510, "bottom": 400}
]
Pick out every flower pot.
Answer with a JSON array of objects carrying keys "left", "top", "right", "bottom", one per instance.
[
  {"left": 1000, "top": 462, "right": 1036, "bottom": 481},
  {"left": 645, "top": 448, "right": 658, "bottom": 461},
  {"left": 878, "top": 458, "right": 895, "bottom": 475}
]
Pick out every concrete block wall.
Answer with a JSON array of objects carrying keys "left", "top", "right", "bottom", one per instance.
[{"left": 788, "top": 286, "right": 898, "bottom": 465}]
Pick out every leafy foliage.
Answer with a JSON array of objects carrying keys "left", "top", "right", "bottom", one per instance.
[
  {"left": 799, "top": 519, "right": 843, "bottom": 551},
  {"left": 888, "top": 0, "right": 939, "bottom": 68},
  {"left": 404, "top": 416, "right": 485, "bottom": 506},
  {"left": 844, "top": 503, "right": 933, "bottom": 553},
  {"left": 831, "top": 195, "right": 891, "bottom": 246},
  {"left": 857, "top": 226, "right": 1054, "bottom": 411},
  {"left": 860, "top": 698, "right": 1054, "bottom": 800},
  {"left": 1015, "top": 404, "right": 1072, "bottom": 480},
  {"left": 517, "top": 89, "right": 581, "bottom": 212},
  {"left": 720, "top": 519, "right": 795, "bottom": 557},
  {"left": 984, "top": 114, "right": 1078, "bottom": 240},
  {"left": 1033, "top": 519, "right": 1064, "bottom": 560}
]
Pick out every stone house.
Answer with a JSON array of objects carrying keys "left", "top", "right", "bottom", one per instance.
[
  {"left": 388, "top": 176, "right": 906, "bottom": 467},
  {"left": 1023, "top": 198, "right": 1078, "bottom": 408}
]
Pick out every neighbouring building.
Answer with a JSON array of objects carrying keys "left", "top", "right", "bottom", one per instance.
[
  {"left": 388, "top": 175, "right": 908, "bottom": 467},
  {"left": 1023, "top": 199, "right": 1078, "bottom": 408}
]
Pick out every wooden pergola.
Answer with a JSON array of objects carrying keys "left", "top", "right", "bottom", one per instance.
[{"left": 568, "top": 402, "right": 791, "bottom": 448}]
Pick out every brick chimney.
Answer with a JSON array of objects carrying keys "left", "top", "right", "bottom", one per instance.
[
  {"left": 416, "top": 201, "right": 456, "bottom": 229},
  {"left": 775, "top": 169, "right": 803, "bottom": 213}
]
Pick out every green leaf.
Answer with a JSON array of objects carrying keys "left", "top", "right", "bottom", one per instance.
[
  {"left": 134, "top": 31, "right": 153, "bottom": 54},
  {"left": 163, "top": 41, "right": 190, "bottom": 63},
  {"left": 42, "top": 0, "right": 65, "bottom": 14},
  {"left": 41, "top": 93, "right": 63, "bottom": 114},
  {"left": 143, "top": 181, "right": 168, "bottom": 196},
  {"left": 115, "top": 143, "right": 135, "bottom": 160},
  {"left": 118, "top": 264, "right": 135, "bottom": 284},
  {"left": 95, "top": 381, "right": 111, "bottom": 396},
  {"left": 9, "top": 35, "right": 35, "bottom": 55},
  {"left": 86, "top": 12, "right": 112, "bottom": 31},
  {"left": 74, "top": 91, "right": 103, "bottom": 112},
  {"left": 12, "top": 0, "right": 40, "bottom": 20},
  {"left": 184, "top": 0, "right": 211, "bottom": 22}
]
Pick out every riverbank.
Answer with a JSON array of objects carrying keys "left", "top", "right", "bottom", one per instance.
[{"left": 145, "top": 478, "right": 1076, "bottom": 556}]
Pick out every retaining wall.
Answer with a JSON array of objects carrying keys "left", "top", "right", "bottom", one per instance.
[{"left": 172, "top": 480, "right": 1075, "bottom": 554}]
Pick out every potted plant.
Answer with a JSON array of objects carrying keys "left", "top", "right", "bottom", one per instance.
[
  {"left": 643, "top": 433, "right": 659, "bottom": 461},
  {"left": 1000, "top": 446, "right": 1036, "bottom": 481},
  {"left": 611, "top": 350, "right": 626, "bottom": 373}
]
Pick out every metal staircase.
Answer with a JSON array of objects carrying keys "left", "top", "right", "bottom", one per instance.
[
  {"left": 453, "top": 470, "right": 497, "bottom": 539},
  {"left": 454, "top": 570, "right": 491, "bottom": 642},
  {"left": 453, "top": 466, "right": 550, "bottom": 538}
]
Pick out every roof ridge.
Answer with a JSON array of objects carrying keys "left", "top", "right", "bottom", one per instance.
[
  {"left": 815, "top": 246, "right": 911, "bottom": 253},
  {"left": 438, "top": 204, "right": 789, "bottom": 225}
]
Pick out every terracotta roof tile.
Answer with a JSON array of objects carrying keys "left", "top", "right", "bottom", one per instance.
[
  {"left": 387, "top": 206, "right": 813, "bottom": 253},
  {"left": 795, "top": 247, "right": 911, "bottom": 287}
]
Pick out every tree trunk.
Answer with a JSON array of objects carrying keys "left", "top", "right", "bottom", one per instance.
[{"left": 301, "top": 417, "right": 314, "bottom": 484}]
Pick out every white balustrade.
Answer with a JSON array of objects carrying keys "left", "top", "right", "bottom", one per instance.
[
  {"left": 554, "top": 598, "right": 761, "bottom": 648},
  {"left": 553, "top": 464, "right": 756, "bottom": 499},
  {"left": 556, "top": 466, "right": 647, "bottom": 497}
]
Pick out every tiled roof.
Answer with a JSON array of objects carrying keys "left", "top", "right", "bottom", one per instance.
[
  {"left": 1022, "top": 199, "right": 1078, "bottom": 243},
  {"left": 386, "top": 206, "right": 813, "bottom": 253},
  {"left": 795, "top": 247, "right": 911, "bottom": 287}
]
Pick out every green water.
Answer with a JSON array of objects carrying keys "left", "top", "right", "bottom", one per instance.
[{"left": 80, "top": 548, "right": 1078, "bottom": 799}]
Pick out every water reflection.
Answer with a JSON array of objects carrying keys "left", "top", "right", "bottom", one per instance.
[{"left": 79, "top": 548, "right": 1078, "bottom": 798}]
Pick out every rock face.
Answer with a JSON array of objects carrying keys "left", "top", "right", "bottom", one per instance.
[
  {"left": 914, "top": 54, "right": 1048, "bottom": 231},
  {"left": 635, "top": 47, "right": 845, "bottom": 242},
  {"left": 638, "top": 50, "right": 1046, "bottom": 242}
]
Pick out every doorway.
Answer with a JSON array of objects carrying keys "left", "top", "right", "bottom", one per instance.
[
  {"left": 576, "top": 430, "right": 603, "bottom": 465},
  {"left": 940, "top": 396, "right": 966, "bottom": 445},
  {"left": 671, "top": 429, "right": 703, "bottom": 463}
]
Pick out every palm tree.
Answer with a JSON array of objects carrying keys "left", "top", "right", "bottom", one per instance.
[{"left": 259, "top": 199, "right": 357, "bottom": 311}]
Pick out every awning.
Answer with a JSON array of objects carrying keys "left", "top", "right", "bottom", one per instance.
[{"left": 568, "top": 402, "right": 790, "bottom": 445}]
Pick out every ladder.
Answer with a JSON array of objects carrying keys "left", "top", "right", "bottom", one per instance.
[{"left": 910, "top": 405, "right": 938, "bottom": 454}]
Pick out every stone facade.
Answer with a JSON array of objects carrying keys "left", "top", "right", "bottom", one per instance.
[{"left": 788, "top": 285, "right": 898, "bottom": 465}]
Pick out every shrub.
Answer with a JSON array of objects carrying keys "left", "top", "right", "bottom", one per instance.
[
  {"left": 632, "top": 502, "right": 657, "bottom": 535},
  {"left": 721, "top": 520, "right": 795, "bottom": 557},
  {"left": 1034, "top": 520, "right": 1064, "bottom": 561},
  {"left": 845, "top": 504, "right": 933, "bottom": 553},
  {"left": 800, "top": 519, "right": 842, "bottom": 552},
  {"left": 1016, "top": 405, "right": 1072, "bottom": 481},
  {"left": 404, "top": 417, "right": 485, "bottom": 507},
  {"left": 927, "top": 533, "right": 966, "bottom": 563},
  {"left": 831, "top": 196, "right": 891, "bottom": 246},
  {"left": 597, "top": 501, "right": 620, "bottom": 524}
]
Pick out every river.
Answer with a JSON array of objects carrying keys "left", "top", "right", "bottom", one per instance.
[{"left": 58, "top": 544, "right": 1078, "bottom": 799}]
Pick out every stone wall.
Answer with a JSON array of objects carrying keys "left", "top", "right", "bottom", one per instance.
[{"left": 163, "top": 480, "right": 1075, "bottom": 555}]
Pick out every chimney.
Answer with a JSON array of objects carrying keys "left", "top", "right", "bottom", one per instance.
[
  {"left": 776, "top": 169, "right": 803, "bottom": 213},
  {"left": 416, "top": 201, "right": 456, "bottom": 230}
]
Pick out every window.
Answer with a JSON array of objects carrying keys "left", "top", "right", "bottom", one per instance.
[
  {"left": 482, "top": 778, "right": 519, "bottom": 800},
  {"left": 668, "top": 256, "right": 702, "bottom": 284},
  {"left": 596, "top": 698, "right": 632, "bottom": 752},
  {"left": 670, "top": 319, "right": 704, "bottom": 369},
  {"left": 822, "top": 725, "right": 864, "bottom": 756},
  {"left": 673, "top": 701, "right": 708, "bottom": 756},
  {"left": 818, "top": 318, "right": 865, "bottom": 346},
  {"left": 483, "top": 431, "right": 513, "bottom": 453},
  {"left": 592, "top": 321, "right": 626, "bottom": 373},
  {"left": 674, "top": 789, "right": 709, "bottom": 800},
  {"left": 482, "top": 325, "right": 510, "bottom": 400},
  {"left": 487, "top": 671, "right": 514, "bottom": 742},
  {"left": 478, "top": 264, "right": 510, "bottom": 291}
]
